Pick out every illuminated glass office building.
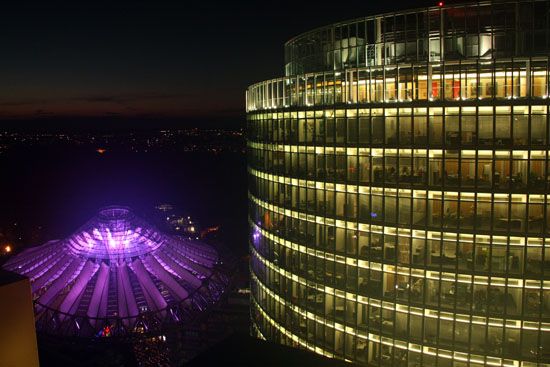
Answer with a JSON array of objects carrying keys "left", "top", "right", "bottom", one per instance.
[{"left": 246, "top": 1, "right": 550, "bottom": 366}]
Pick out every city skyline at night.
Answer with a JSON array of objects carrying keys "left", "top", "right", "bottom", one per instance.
[{"left": 2, "top": 1, "right": 550, "bottom": 366}]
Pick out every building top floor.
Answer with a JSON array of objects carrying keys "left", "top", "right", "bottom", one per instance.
[{"left": 284, "top": 0, "right": 550, "bottom": 75}]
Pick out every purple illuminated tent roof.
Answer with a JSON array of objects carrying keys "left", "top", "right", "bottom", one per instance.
[{"left": 3, "top": 206, "right": 231, "bottom": 338}]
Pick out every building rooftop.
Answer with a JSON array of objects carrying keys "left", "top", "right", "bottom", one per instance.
[{"left": 3, "top": 206, "right": 232, "bottom": 338}]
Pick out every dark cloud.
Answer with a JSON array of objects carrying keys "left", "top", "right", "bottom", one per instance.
[
  {"left": 0, "top": 92, "right": 184, "bottom": 108},
  {"left": 74, "top": 93, "right": 183, "bottom": 104},
  {"left": 34, "top": 109, "right": 54, "bottom": 116},
  {"left": 0, "top": 99, "right": 49, "bottom": 107}
]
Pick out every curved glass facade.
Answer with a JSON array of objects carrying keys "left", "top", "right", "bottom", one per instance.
[{"left": 246, "top": 1, "right": 550, "bottom": 366}]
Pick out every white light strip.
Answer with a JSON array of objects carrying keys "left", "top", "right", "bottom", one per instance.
[
  {"left": 250, "top": 240, "right": 550, "bottom": 333},
  {"left": 251, "top": 268, "right": 524, "bottom": 367},
  {"left": 246, "top": 67, "right": 549, "bottom": 111},
  {"left": 250, "top": 192, "right": 550, "bottom": 255},
  {"left": 248, "top": 141, "right": 550, "bottom": 159},
  {"left": 251, "top": 293, "right": 331, "bottom": 357},
  {"left": 251, "top": 216, "right": 547, "bottom": 297},
  {"left": 249, "top": 166, "right": 550, "bottom": 206}
]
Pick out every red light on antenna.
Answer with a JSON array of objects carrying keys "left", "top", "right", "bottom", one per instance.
[{"left": 438, "top": 1, "right": 444, "bottom": 6}]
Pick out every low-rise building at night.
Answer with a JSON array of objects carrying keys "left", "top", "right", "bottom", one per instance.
[{"left": 2, "top": 206, "right": 233, "bottom": 365}]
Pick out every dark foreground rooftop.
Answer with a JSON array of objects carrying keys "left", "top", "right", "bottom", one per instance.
[
  {"left": 185, "top": 332, "right": 353, "bottom": 367},
  {"left": 0, "top": 268, "right": 27, "bottom": 286}
]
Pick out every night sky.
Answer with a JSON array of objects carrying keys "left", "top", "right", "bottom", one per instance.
[{"left": 0, "top": 0, "right": 436, "bottom": 127}]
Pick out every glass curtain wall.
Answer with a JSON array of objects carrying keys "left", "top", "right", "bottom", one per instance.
[{"left": 247, "top": 1, "right": 550, "bottom": 366}]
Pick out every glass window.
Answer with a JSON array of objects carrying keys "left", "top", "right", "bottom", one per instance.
[
  {"left": 531, "top": 113, "right": 547, "bottom": 145},
  {"left": 429, "top": 115, "right": 443, "bottom": 146},
  {"left": 478, "top": 115, "right": 493, "bottom": 146}
]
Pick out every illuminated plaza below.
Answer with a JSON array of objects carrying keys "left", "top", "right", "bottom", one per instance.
[{"left": 3, "top": 206, "right": 231, "bottom": 338}]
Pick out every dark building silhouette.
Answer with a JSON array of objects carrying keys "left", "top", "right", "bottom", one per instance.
[{"left": 0, "top": 270, "right": 40, "bottom": 367}]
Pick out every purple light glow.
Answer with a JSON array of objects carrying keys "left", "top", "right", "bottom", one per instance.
[
  {"left": 3, "top": 206, "right": 228, "bottom": 337},
  {"left": 65, "top": 207, "right": 164, "bottom": 260},
  {"left": 252, "top": 226, "right": 261, "bottom": 246}
]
